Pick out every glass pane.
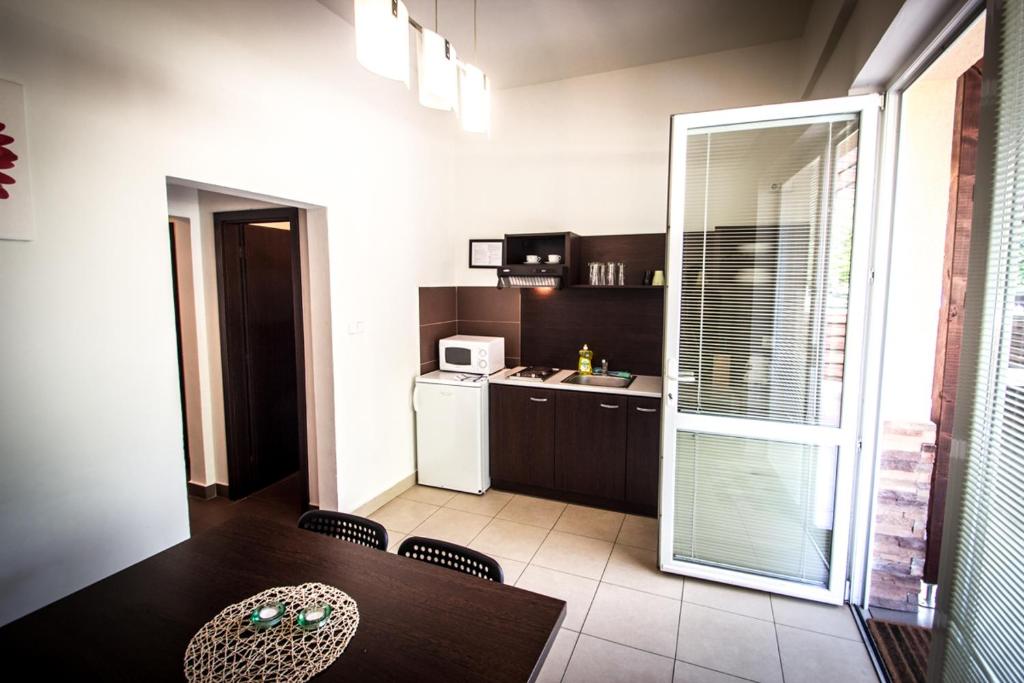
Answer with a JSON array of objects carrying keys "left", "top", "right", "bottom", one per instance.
[
  {"left": 673, "top": 431, "right": 837, "bottom": 586},
  {"left": 678, "top": 116, "right": 859, "bottom": 426}
]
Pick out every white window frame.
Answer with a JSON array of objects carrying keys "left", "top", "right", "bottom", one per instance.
[
  {"left": 845, "top": 1, "right": 987, "bottom": 611},
  {"left": 658, "top": 94, "right": 882, "bottom": 605}
]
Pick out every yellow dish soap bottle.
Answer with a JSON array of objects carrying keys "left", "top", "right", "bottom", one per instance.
[{"left": 578, "top": 344, "right": 594, "bottom": 375}]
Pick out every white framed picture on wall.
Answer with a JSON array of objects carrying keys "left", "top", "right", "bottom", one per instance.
[{"left": 0, "top": 78, "right": 35, "bottom": 241}]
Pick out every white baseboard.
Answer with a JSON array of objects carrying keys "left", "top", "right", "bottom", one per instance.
[{"left": 352, "top": 472, "right": 417, "bottom": 518}]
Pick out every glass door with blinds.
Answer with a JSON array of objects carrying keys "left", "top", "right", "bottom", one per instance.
[{"left": 660, "top": 96, "right": 881, "bottom": 604}]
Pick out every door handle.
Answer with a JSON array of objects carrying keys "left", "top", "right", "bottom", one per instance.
[
  {"left": 599, "top": 403, "right": 620, "bottom": 409},
  {"left": 636, "top": 407, "right": 657, "bottom": 413},
  {"left": 529, "top": 397, "right": 549, "bottom": 403}
]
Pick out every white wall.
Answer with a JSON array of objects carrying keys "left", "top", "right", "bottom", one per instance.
[
  {"left": 0, "top": 0, "right": 455, "bottom": 625},
  {"left": 878, "top": 14, "right": 985, "bottom": 425},
  {"left": 448, "top": 40, "right": 804, "bottom": 287}
]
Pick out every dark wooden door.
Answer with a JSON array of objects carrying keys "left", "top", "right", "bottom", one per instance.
[
  {"left": 925, "top": 60, "right": 983, "bottom": 583},
  {"left": 489, "top": 385, "right": 556, "bottom": 488},
  {"left": 216, "top": 213, "right": 302, "bottom": 501},
  {"left": 626, "top": 397, "right": 660, "bottom": 511},
  {"left": 555, "top": 391, "right": 627, "bottom": 500}
]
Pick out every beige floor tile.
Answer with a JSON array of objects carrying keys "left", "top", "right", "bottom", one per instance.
[
  {"left": 583, "top": 583, "right": 680, "bottom": 657},
  {"left": 673, "top": 662, "right": 750, "bottom": 682},
  {"left": 676, "top": 603, "right": 783, "bottom": 683},
  {"left": 602, "top": 544, "right": 684, "bottom": 599},
  {"left": 554, "top": 504, "right": 625, "bottom": 542},
  {"left": 516, "top": 565, "right": 600, "bottom": 632},
  {"left": 368, "top": 498, "right": 439, "bottom": 533},
  {"left": 683, "top": 579, "right": 772, "bottom": 621},
  {"left": 399, "top": 484, "right": 457, "bottom": 506},
  {"left": 408, "top": 507, "right": 491, "bottom": 546},
  {"left": 776, "top": 625, "right": 877, "bottom": 683},
  {"left": 532, "top": 531, "right": 613, "bottom": 580},
  {"left": 489, "top": 554, "right": 528, "bottom": 584},
  {"left": 386, "top": 532, "right": 405, "bottom": 554},
  {"left": 537, "top": 628, "right": 579, "bottom": 683},
  {"left": 617, "top": 514, "right": 659, "bottom": 551},
  {"left": 564, "top": 634, "right": 674, "bottom": 683},
  {"left": 445, "top": 489, "right": 514, "bottom": 516},
  {"left": 770, "top": 595, "right": 861, "bottom": 640},
  {"left": 497, "top": 495, "right": 567, "bottom": 529},
  {"left": 469, "top": 518, "right": 549, "bottom": 562}
]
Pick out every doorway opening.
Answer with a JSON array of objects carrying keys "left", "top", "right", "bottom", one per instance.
[
  {"left": 165, "top": 184, "right": 331, "bottom": 535},
  {"left": 214, "top": 208, "right": 307, "bottom": 503},
  {"left": 863, "top": 12, "right": 985, "bottom": 681}
]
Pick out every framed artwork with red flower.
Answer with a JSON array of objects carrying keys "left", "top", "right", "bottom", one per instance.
[{"left": 0, "top": 79, "right": 34, "bottom": 241}]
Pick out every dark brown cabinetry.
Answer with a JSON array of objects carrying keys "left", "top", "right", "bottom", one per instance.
[
  {"left": 489, "top": 385, "right": 556, "bottom": 489},
  {"left": 489, "top": 384, "right": 660, "bottom": 516},
  {"left": 626, "top": 397, "right": 661, "bottom": 507},
  {"left": 556, "top": 391, "right": 628, "bottom": 500}
]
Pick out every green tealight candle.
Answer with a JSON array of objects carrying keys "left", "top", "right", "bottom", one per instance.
[
  {"left": 296, "top": 604, "right": 332, "bottom": 631},
  {"left": 248, "top": 602, "right": 286, "bottom": 630}
]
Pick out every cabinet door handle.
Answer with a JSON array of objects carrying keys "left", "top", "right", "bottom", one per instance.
[
  {"left": 599, "top": 403, "right": 620, "bottom": 409},
  {"left": 529, "top": 397, "right": 549, "bottom": 403},
  {"left": 636, "top": 407, "right": 658, "bottom": 413}
]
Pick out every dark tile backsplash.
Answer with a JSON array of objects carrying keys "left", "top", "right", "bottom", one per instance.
[
  {"left": 419, "top": 287, "right": 457, "bottom": 325},
  {"left": 457, "top": 287, "right": 520, "bottom": 323},
  {"left": 418, "top": 285, "right": 662, "bottom": 377},
  {"left": 418, "top": 286, "right": 522, "bottom": 373}
]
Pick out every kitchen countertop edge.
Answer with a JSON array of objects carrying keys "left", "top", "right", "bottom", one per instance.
[{"left": 489, "top": 367, "right": 663, "bottom": 399}]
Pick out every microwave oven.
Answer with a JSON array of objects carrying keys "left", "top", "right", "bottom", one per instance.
[{"left": 439, "top": 335, "right": 505, "bottom": 375}]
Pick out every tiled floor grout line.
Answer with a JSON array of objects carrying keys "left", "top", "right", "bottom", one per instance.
[
  {"left": 771, "top": 594, "right": 787, "bottom": 683},
  {"left": 558, "top": 513, "right": 625, "bottom": 682},
  {"left": 460, "top": 494, "right": 513, "bottom": 548}
]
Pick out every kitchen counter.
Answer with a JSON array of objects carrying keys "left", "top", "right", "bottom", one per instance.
[{"left": 490, "top": 367, "right": 663, "bottom": 399}]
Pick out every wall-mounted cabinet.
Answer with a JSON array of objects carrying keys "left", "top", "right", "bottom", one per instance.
[{"left": 497, "top": 231, "right": 667, "bottom": 290}]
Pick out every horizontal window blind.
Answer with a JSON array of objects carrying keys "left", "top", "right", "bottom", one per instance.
[
  {"left": 941, "top": 1, "right": 1024, "bottom": 679},
  {"left": 679, "top": 120, "right": 858, "bottom": 427},
  {"left": 673, "top": 432, "right": 836, "bottom": 585}
]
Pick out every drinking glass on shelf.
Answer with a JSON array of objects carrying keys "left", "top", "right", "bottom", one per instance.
[
  {"left": 606, "top": 262, "right": 616, "bottom": 286},
  {"left": 617, "top": 263, "right": 626, "bottom": 286}
]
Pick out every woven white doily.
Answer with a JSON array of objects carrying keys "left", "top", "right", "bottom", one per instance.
[{"left": 184, "top": 582, "right": 359, "bottom": 683}]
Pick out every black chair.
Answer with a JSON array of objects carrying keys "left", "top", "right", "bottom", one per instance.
[
  {"left": 396, "top": 536, "right": 504, "bottom": 583},
  {"left": 297, "top": 510, "right": 389, "bottom": 551}
]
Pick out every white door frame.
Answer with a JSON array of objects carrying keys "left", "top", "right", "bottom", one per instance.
[
  {"left": 658, "top": 94, "right": 882, "bottom": 605},
  {"left": 845, "top": 1, "right": 986, "bottom": 610}
]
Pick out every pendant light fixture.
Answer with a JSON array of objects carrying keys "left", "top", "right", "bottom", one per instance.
[
  {"left": 354, "top": 0, "right": 410, "bottom": 86},
  {"left": 457, "top": 0, "right": 490, "bottom": 133},
  {"left": 416, "top": 2, "right": 458, "bottom": 111},
  {"left": 352, "top": 0, "right": 490, "bottom": 133},
  {"left": 458, "top": 62, "right": 490, "bottom": 133}
]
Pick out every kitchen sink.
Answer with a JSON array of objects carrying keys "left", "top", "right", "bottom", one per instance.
[{"left": 562, "top": 372, "right": 635, "bottom": 389}]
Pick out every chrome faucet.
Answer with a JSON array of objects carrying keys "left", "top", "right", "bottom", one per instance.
[{"left": 600, "top": 359, "right": 609, "bottom": 375}]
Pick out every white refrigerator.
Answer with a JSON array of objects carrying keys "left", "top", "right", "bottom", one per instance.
[{"left": 413, "top": 371, "right": 490, "bottom": 494}]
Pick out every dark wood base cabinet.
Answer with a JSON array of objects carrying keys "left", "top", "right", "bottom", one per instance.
[{"left": 489, "top": 384, "right": 660, "bottom": 517}]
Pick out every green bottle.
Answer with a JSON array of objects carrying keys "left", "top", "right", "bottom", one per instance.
[{"left": 578, "top": 344, "right": 594, "bottom": 375}]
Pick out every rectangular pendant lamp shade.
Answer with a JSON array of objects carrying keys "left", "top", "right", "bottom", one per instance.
[
  {"left": 416, "top": 29, "right": 458, "bottom": 111},
  {"left": 354, "top": 0, "right": 410, "bottom": 86},
  {"left": 458, "top": 63, "right": 490, "bottom": 133}
]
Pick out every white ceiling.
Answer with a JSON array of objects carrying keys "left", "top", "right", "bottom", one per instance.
[{"left": 319, "top": 0, "right": 814, "bottom": 89}]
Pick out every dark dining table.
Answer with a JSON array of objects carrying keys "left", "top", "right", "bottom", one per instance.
[{"left": 0, "top": 515, "right": 566, "bottom": 681}]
